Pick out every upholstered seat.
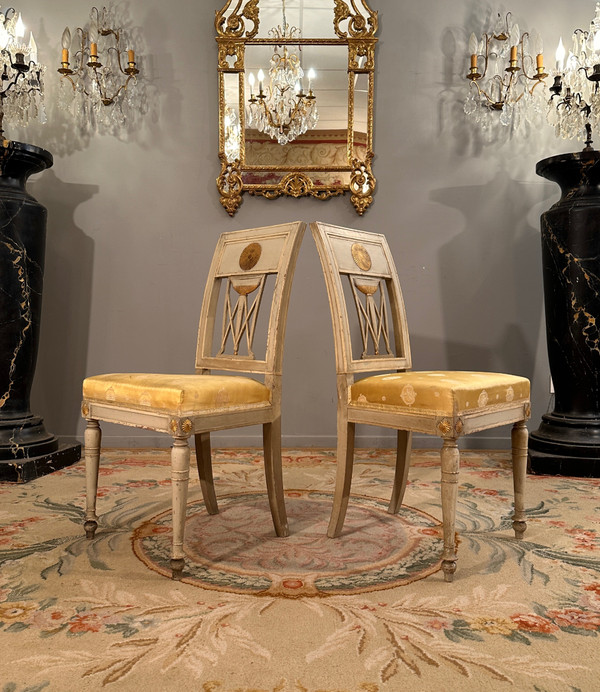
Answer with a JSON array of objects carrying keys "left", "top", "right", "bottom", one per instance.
[
  {"left": 311, "top": 221, "right": 530, "bottom": 582},
  {"left": 351, "top": 371, "right": 529, "bottom": 416},
  {"left": 81, "top": 222, "right": 305, "bottom": 579},
  {"left": 83, "top": 373, "right": 271, "bottom": 414}
]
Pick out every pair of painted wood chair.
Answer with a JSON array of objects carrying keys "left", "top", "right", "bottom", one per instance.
[{"left": 82, "top": 221, "right": 530, "bottom": 582}]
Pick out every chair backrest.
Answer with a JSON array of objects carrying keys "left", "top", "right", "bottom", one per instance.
[
  {"left": 311, "top": 221, "right": 411, "bottom": 376},
  {"left": 196, "top": 221, "right": 305, "bottom": 378}
]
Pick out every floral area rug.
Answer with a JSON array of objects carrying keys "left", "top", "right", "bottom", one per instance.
[{"left": 1, "top": 448, "right": 599, "bottom": 691}]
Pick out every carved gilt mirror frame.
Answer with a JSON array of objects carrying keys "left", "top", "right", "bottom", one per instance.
[{"left": 216, "top": 0, "right": 378, "bottom": 216}]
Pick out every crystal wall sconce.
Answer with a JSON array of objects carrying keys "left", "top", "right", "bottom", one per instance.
[
  {"left": 0, "top": 8, "right": 45, "bottom": 141},
  {"left": 57, "top": 6, "right": 140, "bottom": 129},
  {"left": 464, "top": 12, "right": 548, "bottom": 132},
  {"left": 548, "top": 4, "right": 600, "bottom": 146}
]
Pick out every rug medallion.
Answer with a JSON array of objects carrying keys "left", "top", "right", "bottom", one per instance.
[{"left": 132, "top": 489, "right": 443, "bottom": 596}]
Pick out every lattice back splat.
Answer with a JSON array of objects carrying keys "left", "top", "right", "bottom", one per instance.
[
  {"left": 219, "top": 273, "right": 266, "bottom": 358},
  {"left": 349, "top": 275, "right": 393, "bottom": 358}
]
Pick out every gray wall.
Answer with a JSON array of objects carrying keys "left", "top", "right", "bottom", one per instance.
[{"left": 12, "top": 0, "right": 588, "bottom": 448}]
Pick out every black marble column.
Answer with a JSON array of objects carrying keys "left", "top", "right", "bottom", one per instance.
[
  {"left": 529, "top": 150, "right": 600, "bottom": 476},
  {"left": 0, "top": 141, "right": 80, "bottom": 482}
]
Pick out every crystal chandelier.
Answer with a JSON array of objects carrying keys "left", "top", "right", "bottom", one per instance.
[
  {"left": 57, "top": 6, "right": 142, "bottom": 133},
  {"left": 0, "top": 7, "right": 45, "bottom": 141},
  {"left": 246, "top": 0, "right": 318, "bottom": 145},
  {"left": 464, "top": 12, "right": 548, "bottom": 134},
  {"left": 547, "top": 3, "right": 600, "bottom": 146}
]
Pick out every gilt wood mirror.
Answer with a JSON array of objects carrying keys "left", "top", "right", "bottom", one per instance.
[{"left": 216, "top": 0, "right": 378, "bottom": 216}]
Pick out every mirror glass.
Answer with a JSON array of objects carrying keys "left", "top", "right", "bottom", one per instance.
[{"left": 256, "top": 1, "right": 337, "bottom": 40}]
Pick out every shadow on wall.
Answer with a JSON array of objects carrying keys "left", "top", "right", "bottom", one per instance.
[
  {"left": 29, "top": 171, "right": 98, "bottom": 439},
  {"left": 15, "top": 11, "right": 162, "bottom": 157},
  {"left": 430, "top": 168, "right": 542, "bottom": 380}
]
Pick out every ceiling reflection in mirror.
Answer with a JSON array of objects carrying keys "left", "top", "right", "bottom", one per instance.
[{"left": 216, "top": 0, "right": 377, "bottom": 216}]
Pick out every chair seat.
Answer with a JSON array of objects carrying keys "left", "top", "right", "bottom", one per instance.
[
  {"left": 350, "top": 371, "right": 529, "bottom": 417},
  {"left": 83, "top": 373, "right": 271, "bottom": 415}
]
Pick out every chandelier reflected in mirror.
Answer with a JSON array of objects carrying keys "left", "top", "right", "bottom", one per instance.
[
  {"left": 0, "top": 8, "right": 45, "bottom": 141},
  {"left": 547, "top": 3, "right": 600, "bottom": 147},
  {"left": 246, "top": 0, "right": 318, "bottom": 145},
  {"left": 464, "top": 11, "right": 548, "bottom": 135}
]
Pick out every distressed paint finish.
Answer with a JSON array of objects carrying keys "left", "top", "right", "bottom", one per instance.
[{"left": 530, "top": 151, "right": 600, "bottom": 476}]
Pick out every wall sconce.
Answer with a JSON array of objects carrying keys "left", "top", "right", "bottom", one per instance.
[
  {"left": 57, "top": 6, "right": 140, "bottom": 130},
  {"left": 548, "top": 5, "right": 600, "bottom": 147},
  {"left": 0, "top": 8, "right": 45, "bottom": 141},
  {"left": 464, "top": 12, "right": 548, "bottom": 133}
]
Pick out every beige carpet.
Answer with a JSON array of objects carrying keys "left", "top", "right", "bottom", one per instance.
[{"left": 1, "top": 448, "right": 599, "bottom": 691}]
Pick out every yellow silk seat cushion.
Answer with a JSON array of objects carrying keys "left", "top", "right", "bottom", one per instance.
[
  {"left": 350, "top": 371, "right": 530, "bottom": 417},
  {"left": 82, "top": 373, "right": 270, "bottom": 415}
]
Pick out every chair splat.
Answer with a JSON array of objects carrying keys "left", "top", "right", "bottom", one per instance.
[
  {"left": 219, "top": 274, "right": 266, "bottom": 357},
  {"left": 349, "top": 275, "right": 393, "bottom": 358}
]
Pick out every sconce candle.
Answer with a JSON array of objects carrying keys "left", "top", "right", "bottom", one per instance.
[{"left": 555, "top": 37, "right": 565, "bottom": 71}]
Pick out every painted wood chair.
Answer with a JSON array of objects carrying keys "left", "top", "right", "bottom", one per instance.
[
  {"left": 81, "top": 221, "right": 305, "bottom": 579},
  {"left": 311, "top": 221, "right": 530, "bottom": 582}
]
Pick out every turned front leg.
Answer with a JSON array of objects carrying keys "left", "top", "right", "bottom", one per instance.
[
  {"left": 511, "top": 420, "right": 528, "bottom": 539},
  {"left": 170, "top": 436, "right": 191, "bottom": 580},
  {"left": 84, "top": 419, "right": 102, "bottom": 539},
  {"left": 440, "top": 438, "right": 460, "bottom": 582}
]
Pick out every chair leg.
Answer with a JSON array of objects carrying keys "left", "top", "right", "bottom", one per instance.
[
  {"left": 440, "top": 438, "right": 460, "bottom": 582},
  {"left": 263, "top": 418, "right": 289, "bottom": 537},
  {"left": 170, "top": 436, "right": 191, "bottom": 580},
  {"left": 84, "top": 419, "right": 101, "bottom": 539},
  {"left": 388, "top": 430, "right": 412, "bottom": 514},
  {"left": 327, "top": 417, "right": 356, "bottom": 538},
  {"left": 511, "top": 420, "right": 528, "bottom": 540},
  {"left": 194, "top": 432, "right": 219, "bottom": 515}
]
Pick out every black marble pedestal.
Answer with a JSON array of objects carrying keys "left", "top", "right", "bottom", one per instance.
[
  {"left": 0, "top": 141, "right": 81, "bottom": 482},
  {"left": 529, "top": 150, "right": 600, "bottom": 477},
  {"left": 0, "top": 440, "right": 81, "bottom": 483}
]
